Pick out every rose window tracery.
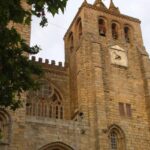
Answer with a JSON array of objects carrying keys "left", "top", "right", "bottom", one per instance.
[{"left": 26, "top": 81, "right": 63, "bottom": 119}]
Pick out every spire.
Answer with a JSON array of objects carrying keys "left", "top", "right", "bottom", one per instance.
[
  {"left": 109, "top": 0, "right": 120, "bottom": 13},
  {"left": 83, "top": 0, "right": 87, "bottom": 5},
  {"left": 94, "top": 0, "right": 107, "bottom": 9},
  {"left": 110, "top": 0, "right": 116, "bottom": 8},
  {"left": 81, "top": 0, "right": 88, "bottom": 6}
]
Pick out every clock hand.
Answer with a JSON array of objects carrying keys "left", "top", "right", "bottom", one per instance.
[{"left": 113, "top": 52, "right": 121, "bottom": 60}]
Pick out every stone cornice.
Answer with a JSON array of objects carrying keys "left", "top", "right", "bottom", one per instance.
[{"left": 87, "top": 4, "right": 141, "bottom": 23}]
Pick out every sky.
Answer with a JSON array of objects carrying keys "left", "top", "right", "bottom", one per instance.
[{"left": 31, "top": 0, "right": 150, "bottom": 64}]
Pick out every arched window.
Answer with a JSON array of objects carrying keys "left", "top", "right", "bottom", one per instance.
[
  {"left": 39, "top": 142, "right": 74, "bottom": 150},
  {"left": 0, "top": 109, "right": 11, "bottom": 146},
  {"left": 26, "top": 81, "right": 64, "bottom": 119},
  {"left": 68, "top": 32, "right": 74, "bottom": 52},
  {"left": 124, "top": 26, "right": 131, "bottom": 43},
  {"left": 76, "top": 18, "right": 82, "bottom": 41},
  {"left": 108, "top": 125, "right": 126, "bottom": 150},
  {"left": 112, "top": 23, "right": 118, "bottom": 40},
  {"left": 98, "top": 18, "right": 106, "bottom": 36},
  {"left": 78, "top": 21, "right": 82, "bottom": 40},
  {"left": 110, "top": 131, "right": 118, "bottom": 150}
]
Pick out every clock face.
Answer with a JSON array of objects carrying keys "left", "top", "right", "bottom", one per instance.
[{"left": 110, "top": 45, "right": 128, "bottom": 67}]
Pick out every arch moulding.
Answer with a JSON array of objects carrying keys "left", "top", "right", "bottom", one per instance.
[{"left": 39, "top": 142, "right": 74, "bottom": 150}]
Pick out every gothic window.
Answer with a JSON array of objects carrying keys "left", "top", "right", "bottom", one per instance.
[
  {"left": 112, "top": 23, "right": 118, "bottom": 40},
  {"left": 124, "top": 26, "right": 131, "bottom": 43},
  {"left": 26, "top": 81, "right": 64, "bottom": 119},
  {"left": 98, "top": 18, "right": 106, "bottom": 36},
  {"left": 78, "top": 21, "right": 82, "bottom": 40},
  {"left": 0, "top": 109, "right": 11, "bottom": 145},
  {"left": 108, "top": 125, "right": 126, "bottom": 150},
  {"left": 60, "top": 107, "right": 63, "bottom": 119},
  {"left": 75, "top": 17, "right": 82, "bottom": 46},
  {"left": 76, "top": 18, "right": 82, "bottom": 40},
  {"left": 68, "top": 32, "right": 74, "bottom": 52},
  {"left": 110, "top": 131, "right": 118, "bottom": 150}
]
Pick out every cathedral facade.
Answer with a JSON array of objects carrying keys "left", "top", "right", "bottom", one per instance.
[{"left": 1, "top": 0, "right": 150, "bottom": 150}]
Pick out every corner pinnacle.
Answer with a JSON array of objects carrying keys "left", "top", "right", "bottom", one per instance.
[
  {"left": 109, "top": 0, "right": 120, "bottom": 13},
  {"left": 94, "top": 0, "right": 107, "bottom": 9}
]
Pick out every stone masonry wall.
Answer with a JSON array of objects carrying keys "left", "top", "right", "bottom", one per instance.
[
  {"left": 2, "top": 1, "right": 150, "bottom": 150},
  {"left": 64, "top": 3, "right": 150, "bottom": 150},
  {"left": 25, "top": 117, "right": 89, "bottom": 150}
]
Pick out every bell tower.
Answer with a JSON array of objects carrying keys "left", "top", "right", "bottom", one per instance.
[{"left": 64, "top": 0, "right": 150, "bottom": 149}]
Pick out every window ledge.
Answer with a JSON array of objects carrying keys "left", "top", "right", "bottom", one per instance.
[{"left": 25, "top": 116, "right": 89, "bottom": 130}]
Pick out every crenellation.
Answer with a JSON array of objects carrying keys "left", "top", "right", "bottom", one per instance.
[
  {"left": 45, "top": 59, "right": 49, "bottom": 64},
  {"left": 30, "top": 56, "right": 66, "bottom": 70},
  {"left": 31, "top": 56, "right": 36, "bottom": 61},
  {"left": 38, "top": 57, "right": 42, "bottom": 63},
  {"left": 51, "top": 60, "right": 56, "bottom": 65},
  {"left": 58, "top": 62, "right": 63, "bottom": 67}
]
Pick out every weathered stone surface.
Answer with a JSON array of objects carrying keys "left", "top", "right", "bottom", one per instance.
[{"left": 1, "top": 1, "right": 150, "bottom": 150}]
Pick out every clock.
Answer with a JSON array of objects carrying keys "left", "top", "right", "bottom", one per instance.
[{"left": 110, "top": 45, "right": 128, "bottom": 67}]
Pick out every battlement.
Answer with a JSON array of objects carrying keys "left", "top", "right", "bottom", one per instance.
[{"left": 30, "top": 56, "right": 68, "bottom": 70}]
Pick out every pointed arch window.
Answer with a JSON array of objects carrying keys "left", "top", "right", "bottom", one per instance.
[
  {"left": 78, "top": 21, "right": 82, "bottom": 39},
  {"left": 26, "top": 81, "right": 64, "bottom": 119},
  {"left": 76, "top": 18, "right": 82, "bottom": 40},
  {"left": 108, "top": 125, "right": 126, "bottom": 150},
  {"left": 112, "top": 23, "right": 118, "bottom": 40},
  {"left": 0, "top": 109, "right": 11, "bottom": 146},
  {"left": 98, "top": 18, "right": 106, "bottom": 36},
  {"left": 68, "top": 32, "right": 74, "bottom": 52},
  {"left": 110, "top": 131, "right": 118, "bottom": 150}
]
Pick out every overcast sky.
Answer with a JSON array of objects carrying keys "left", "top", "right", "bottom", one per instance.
[{"left": 31, "top": 0, "right": 150, "bottom": 63}]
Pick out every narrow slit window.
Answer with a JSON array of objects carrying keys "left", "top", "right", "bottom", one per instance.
[
  {"left": 68, "top": 33, "right": 74, "bottom": 52},
  {"left": 78, "top": 21, "right": 82, "bottom": 40},
  {"left": 56, "top": 106, "right": 59, "bottom": 119},
  {"left": 126, "top": 104, "right": 132, "bottom": 117},
  {"left": 112, "top": 23, "right": 118, "bottom": 40},
  {"left": 60, "top": 107, "right": 63, "bottom": 119},
  {"left": 119, "top": 103, "right": 125, "bottom": 116},
  {"left": 44, "top": 105, "right": 47, "bottom": 117},
  {"left": 49, "top": 105, "right": 52, "bottom": 118},
  {"left": 124, "top": 27, "right": 130, "bottom": 43},
  {"left": 38, "top": 103, "right": 41, "bottom": 116},
  {"left": 32, "top": 103, "right": 36, "bottom": 116}
]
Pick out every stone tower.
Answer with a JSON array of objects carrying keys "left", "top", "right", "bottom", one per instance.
[
  {"left": 1, "top": 0, "right": 150, "bottom": 150},
  {"left": 64, "top": 0, "right": 150, "bottom": 149}
]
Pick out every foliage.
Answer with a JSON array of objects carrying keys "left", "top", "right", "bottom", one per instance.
[{"left": 0, "top": 0, "right": 68, "bottom": 110}]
